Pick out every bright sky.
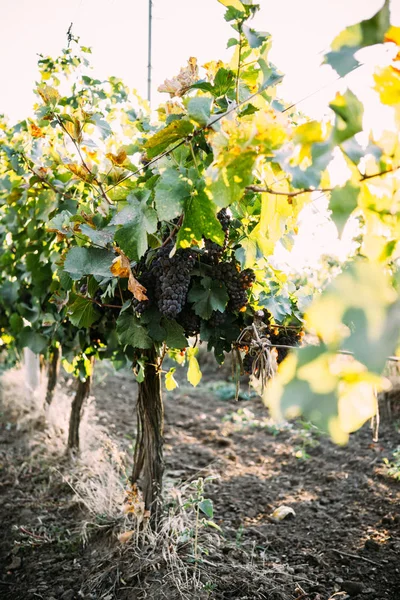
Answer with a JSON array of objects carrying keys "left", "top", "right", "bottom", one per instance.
[
  {"left": 1, "top": 0, "right": 399, "bottom": 270},
  {"left": 2, "top": 0, "right": 399, "bottom": 121}
]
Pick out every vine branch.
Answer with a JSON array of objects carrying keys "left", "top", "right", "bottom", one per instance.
[
  {"left": 235, "top": 27, "right": 243, "bottom": 106},
  {"left": 246, "top": 165, "right": 400, "bottom": 198},
  {"left": 162, "top": 214, "right": 184, "bottom": 247},
  {"left": 55, "top": 115, "right": 113, "bottom": 205},
  {"left": 76, "top": 293, "right": 122, "bottom": 310},
  {"left": 246, "top": 184, "right": 332, "bottom": 197}
]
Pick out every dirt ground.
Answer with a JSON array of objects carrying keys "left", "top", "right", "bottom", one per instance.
[{"left": 0, "top": 363, "right": 399, "bottom": 600}]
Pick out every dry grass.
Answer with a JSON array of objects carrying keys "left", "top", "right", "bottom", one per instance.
[
  {"left": 0, "top": 366, "right": 129, "bottom": 513},
  {"left": 0, "top": 365, "right": 296, "bottom": 600}
]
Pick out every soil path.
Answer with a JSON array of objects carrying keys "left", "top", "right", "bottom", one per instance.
[{"left": 0, "top": 367, "right": 399, "bottom": 599}]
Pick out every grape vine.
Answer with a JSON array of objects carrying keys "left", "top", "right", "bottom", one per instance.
[{"left": 0, "top": 0, "right": 399, "bottom": 513}]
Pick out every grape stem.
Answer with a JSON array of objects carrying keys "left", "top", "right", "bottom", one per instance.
[
  {"left": 76, "top": 293, "right": 122, "bottom": 310},
  {"left": 246, "top": 166, "right": 400, "bottom": 197},
  {"left": 162, "top": 214, "right": 184, "bottom": 247}
]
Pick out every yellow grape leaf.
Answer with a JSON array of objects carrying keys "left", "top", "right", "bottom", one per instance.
[
  {"left": 66, "top": 163, "right": 94, "bottom": 183},
  {"left": 187, "top": 347, "right": 202, "bottom": 387},
  {"left": 293, "top": 120, "right": 324, "bottom": 145},
  {"left": 331, "top": 24, "right": 362, "bottom": 51},
  {"left": 165, "top": 368, "right": 178, "bottom": 391},
  {"left": 110, "top": 252, "right": 148, "bottom": 301},
  {"left": 218, "top": 0, "right": 245, "bottom": 11},
  {"left": 384, "top": 26, "right": 400, "bottom": 46},
  {"left": 64, "top": 118, "right": 83, "bottom": 143},
  {"left": 37, "top": 84, "right": 60, "bottom": 105},
  {"left": 306, "top": 262, "right": 396, "bottom": 344},
  {"left": 158, "top": 57, "right": 198, "bottom": 97},
  {"left": 374, "top": 66, "right": 400, "bottom": 105},
  {"left": 297, "top": 354, "right": 338, "bottom": 394},
  {"left": 203, "top": 60, "right": 225, "bottom": 81},
  {"left": 82, "top": 147, "right": 99, "bottom": 163},
  {"left": 29, "top": 122, "right": 45, "bottom": 138},
  {"left": 306, "top": 295, "right": 348, "bottom": 345},
  {"left": 271, "top": 505, "right": 296, "bottom": 521},
  {"left": 106, "top": 148, "right": 128, "bottom": 166},
  {"left": 338, "top": 379, "right": 378, "bottom": 434}
]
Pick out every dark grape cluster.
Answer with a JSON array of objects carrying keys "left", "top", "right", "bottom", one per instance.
[
  {"left": 217, "top": 208, "right": 231, "bottom": 233},
  {"left": 177, "top": 306, "right": 201, "bottom": 336},
  {"left": 269, "top": 328, "right": 303, "bottom": 363},
  {"left": 214, "top": 261, "right": 253, "bottom": 312},
  {"left": 209, "top": 310, "right": 226, "bottom": 327},
  {"left": 204, "top": 239, "right": 223, "bottom": 264},
  {"left": 133, "top": 244, "right": 196, "bottom": 319},
  {"left": 153, "top": 245, "right": 196, "bottom": 318},
  {"left": 130, "top": 207, "right": 252, "bottom": 329}
]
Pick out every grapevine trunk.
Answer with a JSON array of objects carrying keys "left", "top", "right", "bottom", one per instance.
[
  {"left": 45, "top": 346, "right": 61, "bottom": 406},
  {"left": 131, "top": 347, "right": 164, "bottom": 523},
  {"left": 67, "top": 365, "right": 93, "bottom": 451}
]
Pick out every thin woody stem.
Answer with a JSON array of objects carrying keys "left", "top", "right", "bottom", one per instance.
[
  {"left": 246, "top": 165, "right": 400, "bottom": 197},
  {"left": 76, "top": 293, "right": 121, "bottom": 310},
  {"left": 55, "top": 115, "right": 112, "bottom": 205}
]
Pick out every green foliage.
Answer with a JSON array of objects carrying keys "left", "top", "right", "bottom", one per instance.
[
  {"left": 330, "top": 182, "right": 360, "bottom": 235},
  {"left": 324, "top": 0, "right": 390, "bottom": 75},
  {"left": 0, "top": 0, "right": 399, "bottom": 439},
  {"left": 112, "top": 198, "right": 158, "bottom": 261},
  {"left": 64, "top": 248, "right": 115, "bottom": 280},
  {"left": 383, "top": 446, "right": 400, "bottom": 480},
  {"left": 116, "top": 312, "right": 153, "bottom": 349},
  {"left": 188, "top": 278, "right": 229, "bottom": 320}
]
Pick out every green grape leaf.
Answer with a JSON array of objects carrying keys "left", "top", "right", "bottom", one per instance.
[
  {"left": 47, "top": 210, "right": 73, "bottom": 236},
  {"left": 213, "top": 68, "right": 236, "bottom": 97},
  {"left": 80, "top": 224, "right": 116, "bottom": 248},
  {"left": 330, "top": 182, "right": 360, "bottom": 235},
  {"left": 324, "top": 47, "right": 359, "bottom": 78},
  {"left": 198, "top": 498, "right": 214, "bottom": 518},
  {"left": 330, "top": 90, "right": 364, "bottom": 144},
  {"left": 341, "top": 138, "right": 382, "bottom": 165},
  {"left": 144, "top": 119, "right": 194, "bottom": 159},
  {"left": 9, "top": 313, "right": 24, "bottom": 334},
  {"left": 90, "top": 113, "right": 113, "bottom": 139},
  {"left": 343, "top": 303, "right": 400, "bottom": 374},
  {"left": 116, "top": 311, "right": 153, "bottom": 349},
  {"left": 324, "top": 0, "right": 390, "bottom": 76},
  {"left": 259, "top": 291, "right": 292, "bottom": 323},
  {"left": 191, "top": 68, "right": 236, "bottom": 98},
  {"left": 177, "top": 191, "right": 224, "bottom": 248},
  {"left": 162, "top": 318, "right": 187, "bottom": 349},
  {"left": 185, "top": 96, "right": 212, "bottom": 126},
  {"left": 0, "top": 281, "right": 18, "bottom": 306},
  {"left": 141, "top": 308, "right": 166, "bottom": 342},
  {"left": 242, "top": 25, "right": 269, "bottom": 48},
  {"left": 188, "top": 277, "right": 229, "bottom": 319},
  {"left": 154, "top": 167, "right": 191, "bottom": 221},
  {"left": 257, "top": 60, "right": 284, "bottom": 91},
  {"left": 64, "top": 247, "right": 115, "bottom": 280},
  {"left": 68, "top": 296, "right": 100, "bottom": 328},
  {"left": 113, "top": 199, "right": 157, "bottom": 260},
  {"left": 19, "top": 328, "right": 48, "bottom": 354}
]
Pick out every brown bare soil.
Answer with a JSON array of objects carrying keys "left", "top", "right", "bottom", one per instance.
[{"left": 0, "top": 364, "right": 399, "bottom": 600}]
